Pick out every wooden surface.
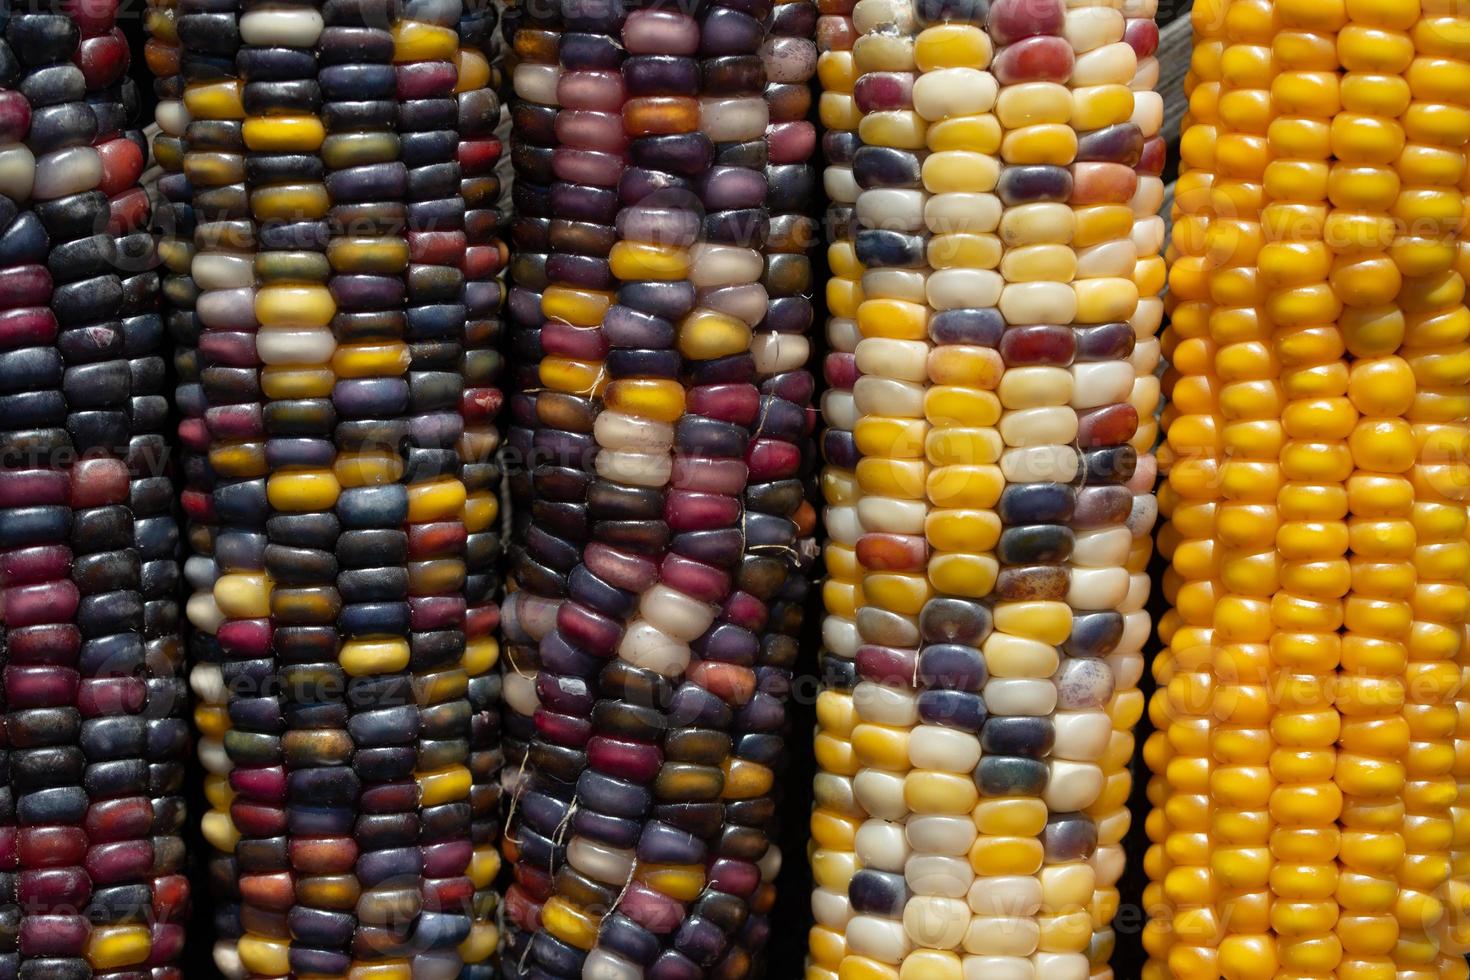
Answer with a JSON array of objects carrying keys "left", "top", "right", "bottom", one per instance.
[
  {"left": 1159, "top": 14, "right": 1193, "bottom": 156},
  {"left": 1160, "top": 13, "right": 1192, "bottom": 235}
]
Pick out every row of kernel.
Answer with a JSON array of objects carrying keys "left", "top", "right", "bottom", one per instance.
[
  {"left": 1457, "top": 95, "right": 1470, "bottom": 950},
  {"left": 180, "top": 0, "right": 288, "bottom": 966},
  {"left": 1265, "top": 0, "right": 1351, "bottom": 974},
  {"left": 457, "top": 4, "right": 510, "bottom": 975},
  {"left": 396, "top": 4, "right": 478, "bottom": 975},
  {"left": 329, "top": 0, "right": 404, "bottom": 975},
  {"left": 1087, "top": 0, "right": 1164, "bottom": 973},
  {"left": 1332, "top": 0, "right": 1415, "bottom": 964},
  {"left": 911, "top": 0, "right": 1004, "bottom": 975},
  {"left": 519, "top": 0, "right": 639, "bottom": 970},
  {"left": 511, "top": 21, "right": 624, "bottom": 962},
  {"left": 66, "top": 2, "right": 174, "bottom": 974},
  {"left": 1204, "top": 0, "right": 1278, "bottom": 971},
  {"left": 1141, "top": 0, "right": 1224, "bottom": 972},
  {"left": 1398, "top": 0, "right": 1470, "bottom": 973},
  {"left": 143, "top": 0, "right": 221, "bottom": 968},
  {"left": 619, "top": 0, "right": 787, "bottom": 968},
  {"left": 1058, "top": 0, "right": 1153, "bottom": 969},
  {"left": 1392, "top": 0, "right": 1470, "bottom": 972},
  {"left": 1453, "top": 148, "right": 1470, "bottom": 956},
  {"left": 53, "top": 5, "right": 169, "bottom": 964},
  {"left": 0, "top": 61, "right": 33, "bottom": 975},
  {"left": 243, "top": 0, "right": 338, "bottom": 972},
  {"left": 0, "top": 12, "right": 77, "bottom": 979},
  {"left": 842, "top": 0, "right": 935, "bottom": 971},
  {"left": 809, "top": 0, "right": 866, "bottom": 970},
  {"left": 985, "top": 0, "right": 1083, "bottom": 973}
]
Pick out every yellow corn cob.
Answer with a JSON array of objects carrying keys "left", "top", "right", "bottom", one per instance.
[{"left": 1152, "top": 0, "right": 1470, "bottom": 975}]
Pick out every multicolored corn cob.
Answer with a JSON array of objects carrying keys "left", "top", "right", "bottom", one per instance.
[
  {"left": 497, "top": 0, "right": 816, "bottom": 974},
  {"left": 154, "top": 0, "right": 508, "bottom": 974},
  {"left": 810, "top": 0, "right": 1162, "bottom": 973}
]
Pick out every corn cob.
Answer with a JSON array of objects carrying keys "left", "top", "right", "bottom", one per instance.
[
  {"left": 507, "top": 0, "right": 777, "bottom": 966},
  {"left": 811, "top": 0, "right": 1164, "bottom": 966},
  {"left": 497, "top": 0, "right": 819, "bottom": 967},
  {"left": 0, "top": 0, "right": 189, "bottom": 974},
  {"left": 1148, "top": 0, "right": 1470, "bottom": 974},
  {"left": 155, "top": 0, "right": 508, "bottom": 973}
]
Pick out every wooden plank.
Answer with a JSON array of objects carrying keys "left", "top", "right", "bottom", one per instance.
[{"left": 1158, "top": 14, "right": 1193, "bottom": 154}]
